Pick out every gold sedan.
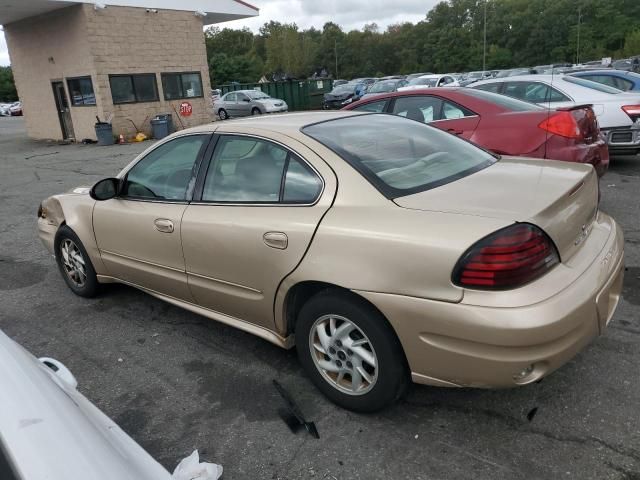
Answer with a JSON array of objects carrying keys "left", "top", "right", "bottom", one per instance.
[{"left": 38, "top": 112, "right": 624, "bottom": 411}]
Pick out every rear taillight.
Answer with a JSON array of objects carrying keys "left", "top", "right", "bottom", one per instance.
[
  {"left": 538, "top": 111, "right": 582, "bottom": 139},
  {"left": 452, "top": 224, "right": 559, "bottom": 290},
  {"left": 622, "top": 105, "right": 640, "bottom": 121}
]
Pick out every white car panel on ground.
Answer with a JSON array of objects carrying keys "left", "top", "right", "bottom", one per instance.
[
  {"left": 0, "top": 329, "right": 174, "bottom": 480},
  {"left": 471, "top": 74, "right": 640, "bottom": 153}
]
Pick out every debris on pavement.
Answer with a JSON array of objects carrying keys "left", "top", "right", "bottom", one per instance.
[
  {"left": 527, "top": 407, "right": 538, "bottom": 422},
  {"left": 273, "top": 379, "right": 320, "bottom": 439},
  {"left": 173, "top": 450, "right": 223, "bottom": 480}
]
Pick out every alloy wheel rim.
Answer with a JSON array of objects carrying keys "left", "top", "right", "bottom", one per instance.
[
  {"left": 60, "top": 239, "right": 87, "bottom": 288},
  {"left": 309, "top": 314, "right": 378, "bottom": 396}
]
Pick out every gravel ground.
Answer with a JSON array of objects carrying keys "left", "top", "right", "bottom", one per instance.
[{"left": 1, "top": 116, "right": 639, "bottom": 480}]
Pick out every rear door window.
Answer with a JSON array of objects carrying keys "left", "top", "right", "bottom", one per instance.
[
  {"left": 473, "top": 82, "right": 502, "bottom": 93},
  {"left": 504, "top": 81, "right": 570, "bottom": 103},
  {"left": 392, "top": 96, "right": 443, "bottom": 123}
]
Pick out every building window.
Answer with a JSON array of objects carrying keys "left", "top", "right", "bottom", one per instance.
[
  {"left": 161, "top": 72, "right": 204, "bottom": 100},
  {"left": 67, "top": 77, "right": 96, "bottom": 106},
  {"left": 109, "top": 74, "right": 159, "bottom": 104}
]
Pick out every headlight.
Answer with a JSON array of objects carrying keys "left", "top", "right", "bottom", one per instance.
[{"left": 341, "top": 98, "right": 353, "bottom": 105}]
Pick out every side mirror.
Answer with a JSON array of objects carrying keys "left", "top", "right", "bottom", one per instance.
[
  {"left": 242, "top": 98, "right": 251, "bottom": 102},
  {"left": 90, "top": 177, "right": 119, "bottom": 201}
]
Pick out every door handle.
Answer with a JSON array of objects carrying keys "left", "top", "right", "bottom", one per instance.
[
  {"left": 446, "top": 128, "right": 463, "bottom": 135},
  {"left": 154, "top": 218, "right": 174, "bottom": 233},
  {"left": 263, "top": 232, "right": 288, "bottom": 250}
]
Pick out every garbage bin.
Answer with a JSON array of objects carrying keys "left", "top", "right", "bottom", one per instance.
[
  {"left": 151, "top": 116, "right": 169, "bottom": 139},
  {"left": 156, "top": 113, "right": 174, "bottom": 133},
  {"left": 94, "top": 122, "right": 114, "bottom": 146}
]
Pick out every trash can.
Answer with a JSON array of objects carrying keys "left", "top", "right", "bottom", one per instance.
[
  {"left": 156, "top": 113, "right": 174, "bottom": 133},
  {"left": 94, "top": 122, "right": 114, "bottom": 146},
  {"left": 151, "top": 116, "right": 169, "bottom": 139}
]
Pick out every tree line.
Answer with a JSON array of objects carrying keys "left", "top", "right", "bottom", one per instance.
[
  {"left": 0, "top": 66, "right": 18, "bottom": 102},
  {"left": 205, "top": 0, "right": 640, "bottom": 87}
]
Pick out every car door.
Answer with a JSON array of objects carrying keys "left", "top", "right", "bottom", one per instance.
[
  {"left": 223, "top": 92, "right": 237, "bottom": 116},
  {"left": 92, "top": 134, "right": 211, "bottom": 300},
  {"left": 235, "top": 93, "right": 252, "bottom": 116},
  {"left": 180, "top": 131, "right": 337, "bottom": 331},
  {"left": 431, "top": 99, "right": 481, "bottom": 139}
]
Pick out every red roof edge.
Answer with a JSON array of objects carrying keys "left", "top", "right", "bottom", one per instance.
[{"left": 233, "top": 0, "right": 259, "bottom": 12}]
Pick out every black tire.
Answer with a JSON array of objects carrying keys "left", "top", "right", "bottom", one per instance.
[
  {"left": 54, "top": 225, "right": 100, "bottom": 298},
  {"left": 251, "top": 107, "right": 262, "bottom": 115},
  {"left": 218, "top": 109, "right": 228, "bottom": 120},
  {"left": 295, "top": 290, "right": 408, "bottom": 412}
]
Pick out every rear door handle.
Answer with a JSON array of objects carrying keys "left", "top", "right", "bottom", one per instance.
[
  {"left": 263, "top": 232, "right": 288, "bottom": 250},
  {"left": 447, "top": 128, "right": 463, "bottom": 135},
  {"left": 154, "top": 218, "right": 174, "bottom": 233}
]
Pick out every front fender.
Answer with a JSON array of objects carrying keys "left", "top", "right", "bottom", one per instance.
[{"left": 38, "top": 192, "right": 107, "bottom": 274}]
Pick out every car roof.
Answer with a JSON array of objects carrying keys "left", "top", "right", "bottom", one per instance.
[{"left": 180, "top": 111, "right": 368, "bottom": 136}]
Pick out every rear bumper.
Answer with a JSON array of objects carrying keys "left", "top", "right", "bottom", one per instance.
[
  {"left": 603, "top": 124, "right": 640, "bottom": 153},
  {"left": 543, "top": 136, "right": 609, "bottom": 177},
  {"left": 356, "top": 213, "right": 624, "bottom": 388}
]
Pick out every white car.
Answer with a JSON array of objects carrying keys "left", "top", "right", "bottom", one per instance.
[
  {"left": 0, "top": 103, "right": 11, "bottom": 116},
  {"left": 397, "top": 74, "right": 459, "bottom": 91},
  {"left": 471, "top": 74, "right": 640, "bottom": 155},
  {"left": 0, "top": 329, "right": 174, "bottom": 480}
]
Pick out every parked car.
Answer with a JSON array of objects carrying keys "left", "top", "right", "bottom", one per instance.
[
  {"left": 350, "top": 77, "right": 377, "bottom": 91},
  {"left": 568, "top": 70, "right": 640, "bottom": 92},
  {"left": 360, "top": 78, "right": 408, "bottom": 100},
  {"left": 213, "top": 90, "right": 287, "bottom": 120},
  {"left": 472, "top": 74, "right": 640, "bottom": 155},
  {"left": 38, "top": 111, "right": 623, "bottom": 412},
  {"left": 323, "top": 83, "right": 361, "bottom": 109},
  {"left": 406, "top": 72, "right": 434, "bottom": 80},
  {"left": 332, "top": 79, "right": 349, "bottom": 87},
  {"left": 9, "top": 101, "right": 22, "bottom": 116},
  {"left": 612, "top": 58, "right": 640, "bottom": 72},
  {"left": 0, "top": 328, "right": 175, "bottom": 480},
  {"left": 494, "top": 68, "right": 536, "bottom": 78},
  {"left": 344, "top": 87, "right": 608, "bottom": 176},
  {"left": 397, "top": 74, "right": 459, "bottom": 91},
  {"left": 459, "top": 71, "right": 492, "bottom": 86},
  {"left": 0, "top": 103, "right": 11, "bottom": 116}
]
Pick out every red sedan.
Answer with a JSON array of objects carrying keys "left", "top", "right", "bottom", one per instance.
[{"left": 343, "top": 88, "right": 609, "bottom": 176}]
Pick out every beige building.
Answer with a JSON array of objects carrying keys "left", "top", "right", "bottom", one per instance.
[{"left": 1, "top": 0, "right": 258, "bottom": 141}]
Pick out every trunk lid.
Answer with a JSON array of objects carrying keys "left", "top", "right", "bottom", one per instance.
[{"left": 394, "top": 157, "right": 598, "bottom": 261}]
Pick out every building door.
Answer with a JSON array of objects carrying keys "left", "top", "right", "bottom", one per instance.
[{"left": 51, "top": 81, "right": 75, "bottom": 140}]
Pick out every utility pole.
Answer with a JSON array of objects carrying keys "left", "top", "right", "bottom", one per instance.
[
  {"left": 482, "top": 0, "right": 487, "bottom": 72},
  {"left": 334, "top": 39, "right": 338, "bottom": 78},
  {"left": 576, "top": 6, "right": 582, "bottom": 64}
]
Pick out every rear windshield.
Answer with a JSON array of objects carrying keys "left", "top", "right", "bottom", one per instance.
[
  {"left": 561, "top": 76, "right": 623, "bottom": 94},
  {"left": 302, "top": 114, "right": 496, "bottom": 198},
  {"left": 463, "top": 88, "right": 545, "bottom": 111}
]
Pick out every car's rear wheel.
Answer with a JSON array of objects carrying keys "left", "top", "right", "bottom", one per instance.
[
  {"left": 218, "top": 109, "right": 228, "bottom": 120},
  {"left": 54, "top": 225, "right": 99, "bottom": 298},
  {"left": 251, "top": 107, "right": 262, "bottom": 115},
  {"left": 295, "top": 291, "right": 408, "bottom": 412}
]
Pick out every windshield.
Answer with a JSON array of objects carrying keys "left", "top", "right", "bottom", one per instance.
[
  {"left": 369, "top": 81, "right": 398, "bottom": 93},
  {"left": 561, "top": 76, "right": 623, "bottom": 94},
  {"left": 245, "top": 91, "right": 271, "bottom": 100},
  {"left": 463, "top": 89, "right": 545, "bottom": 111},
  {"left": 303, "top": 114, "right": 496, "bottom": 198},
  {"left": 408, "top": 78, "right": 437, "bottom": 87},
  {"left": 330, "top": 84, "right": 354, "bottom": 95}
]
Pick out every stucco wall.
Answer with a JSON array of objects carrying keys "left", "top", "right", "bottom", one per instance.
[
  {"left": 4, "top": 5, "right": 99, "bottom": 141},
  {"left": 5, "top": 4, "right": 213, "bottom": 141},
  {"left": 86, "top": 5, "right": 213, "bottom": 138}
]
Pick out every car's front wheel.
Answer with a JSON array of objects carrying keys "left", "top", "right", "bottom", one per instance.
[
  {"left": 54, "top": 225, "right": 99, "bottom": 298},
  {"left": 295, "top": 291, "right": 408, "bottom": 412}
]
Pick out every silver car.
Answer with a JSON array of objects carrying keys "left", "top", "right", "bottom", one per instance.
[{"left": 213, "top": 90, "right": 288, "bottom": 120}]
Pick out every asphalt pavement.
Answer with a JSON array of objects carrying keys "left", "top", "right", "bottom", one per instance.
[{"left": 1, "top": 116, "right": 639, "bottom": 479}]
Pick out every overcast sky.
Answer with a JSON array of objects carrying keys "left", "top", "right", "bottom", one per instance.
[{"left": 0, "top": 0, "right": 438, "bottom": 66}]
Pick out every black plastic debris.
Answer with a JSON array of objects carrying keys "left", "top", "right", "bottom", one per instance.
[
  {"left": 273, "top": 380, "right": 320, "bottom": 439},
  {"left": 527, "top": 407, "right": 538, "bottom": 422}
]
